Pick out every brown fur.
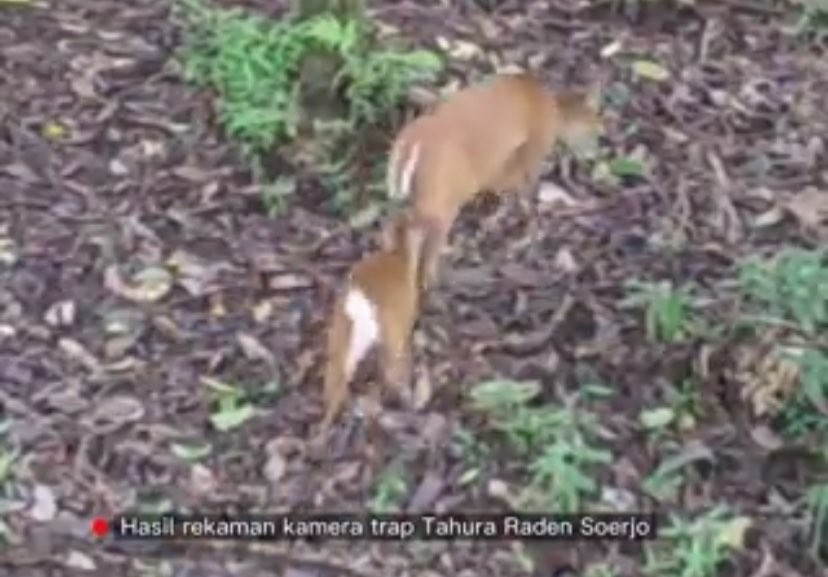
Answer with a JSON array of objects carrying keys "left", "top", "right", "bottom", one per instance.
[
  {"left": 318, "top": 213, "right": 429, "bottom": 435},
  {"left": 387, "top": 72, "right": 603, "bottom": 287}
]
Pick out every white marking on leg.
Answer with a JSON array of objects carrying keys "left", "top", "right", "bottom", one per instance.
[
  {"left": 343, "top": 287, "right": 380, "bottom": 378},
  {"left": 386, "top": 144, "right": 401, "bottom": 199}
]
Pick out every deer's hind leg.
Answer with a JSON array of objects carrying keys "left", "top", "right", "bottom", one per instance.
[{"left": 378, "top": 311, "right": 416, "bottom": 410}]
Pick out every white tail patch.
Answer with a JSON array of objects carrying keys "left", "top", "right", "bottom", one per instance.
[
  {"left": 388, "top": 141, "right": 421, "bottom": 200},
  {"left": 343, "top": 287, "right": 380, "bottom": 377}
]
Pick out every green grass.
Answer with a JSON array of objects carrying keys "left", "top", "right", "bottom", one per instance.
[
  {"left": 644, "top": 507, "right": 752, "bottom": 577},
  {"left": 173, "top": 0, "right": 442, "bottom": 215},
  {"left": 370, "top": 461, "right": 408, "bottom": 513},
  {"left": 737, "top": 248, "right": 828, "bottom": 439},
  {"left": 623, "top": 280, "right": 698, "bottom": 343},
  {"left": 798, "top": 0, "right": 828, "bottom": 34},
  {"left": 467, "top": 379, "right": 613, "bottom": 513},
  {"left": 805, "top": 482, "right": 828, "bottom": 560},
  {"left": 739, "top": 248, "right": 828, "bottom": 336}
]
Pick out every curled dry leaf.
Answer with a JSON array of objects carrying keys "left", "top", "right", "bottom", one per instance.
[
  {"left": 58, "top": 338, "right": 101, "bottom": 372},
  {"left": 554, "top": 247, "right": 578, "bottom": 272},
  {"left": 189, "top": 464, "right": 217, "bottom": 497},
  {"left": 263, "top": 451, "right": 287, "bottom": 484},
  {"left": 736, "top": 346, "right": 799, "bottom": 418},
  {"left": 64, "top": 550, "right": 97, "bottom": 571},
  {"left": 236, "top": 332, "right": 275, "bottom": 365},
  {"left": 435, "top": 36, "right": 483, "bottom": 61},
  {"left": 782, "top": 187, "right": 828, "bottom": 228},
  {"left": 412, "top": 370, "right": 433, "bottom": 410},
  {"left": 83, "top": 395, "right": 145, "bottom": 433},
  {"left": 487, "top": 478, "right": 520, "bottom": 509},
  {"left": 601, "top": 39, "right": 623, "bottom": 58},
  {"left": 631, "top": 59, "right": 670, "bottom": 82},
  {"left": 600, "top": 486, "right": 638, "bottom": 512},
  {"left": 0, "top": 237, "right": 18, "bottom": 266},
  {"left": 407, "top": 471, "right": 445, "bottom": 512},
  {"left": 28, "top": 484, "right": 58, "bottom": 522},
  {"left": 252, "top": 300, "right": 273, "bottom": 323},
  {"left": 750, "top": 425, "right": 784, "bottom": 451},
  {"left": 754, "top": 206, "right": 785, "bottom": 228},
  {"left": 268, "top": 273, "right": 314, "bottom": 291},
  {"left": 104, "top": 264, "right": 173, "bottom": 303},
  {"left": 166, "top": 250, "right": 224, "bottom": 297},
  {"left": 537, "top": 181, "right": 578, "bottom": 207},
  {"left": 0, "top": 324, "right": 17, "bottom": 339}
]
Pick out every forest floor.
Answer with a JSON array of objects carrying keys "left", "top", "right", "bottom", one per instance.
[{"left": 1, "top": 0, "right": 827, "bottom": 576}]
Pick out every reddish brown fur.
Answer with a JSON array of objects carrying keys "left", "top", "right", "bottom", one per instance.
[
  {"left": 387, "top": 72, "right": 603, "bottom": 287},
  {"left": 318, "top": 214, "right": 429, "bottom": 435}
]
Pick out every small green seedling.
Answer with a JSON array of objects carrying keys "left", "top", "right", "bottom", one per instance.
[
  {"left": 370, "top": 462, "right": 408, "bottom": 513},
  {"left": 202, "top": 376, "right": 257, "bottom": 432},
  {"left": 645, "top": 507, "right": 752, "bottom": 577},
  {"left": 624, "top": 280, "right": 696, "bottom": 342}
]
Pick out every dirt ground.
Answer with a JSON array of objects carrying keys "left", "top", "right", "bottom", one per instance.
[{"left": 1, "top": 0, "right": 827, "bottom": 576}]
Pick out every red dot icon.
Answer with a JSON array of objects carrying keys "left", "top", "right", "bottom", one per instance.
[{"left": 91, "top": 517, "right": 110, "bottom": 537}]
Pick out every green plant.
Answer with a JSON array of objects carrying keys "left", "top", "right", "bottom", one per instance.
[
  {"left": 739, "top": 248, "right": 828, "bottom": 336},
  {"left": 623, "top": 280, "right": 696, "bottom": 342},
  {"left": 452, "top": 425, "right": 491, "bottom": 486},
  {"left": 202, "top": 377, "right": 257, "bottom": 432},
  {"left": 644, "top": 507, "right": 752, "bottom": 577},
  {"left": 737, "top": 249, "right": 828, "bottom": 439},
  {"left": 776, "top": 348, "right": 828, "bottom": 437},
  {"left": 798, "top": 0, "right": 828, "bottom": 33},
  {"left": 805, "top": 482, "right": 828, "bottom": 560},
  {"left": 468, "top": 379, "right": 612, "bottom": 513},
  {"left": 585, "top": 562, "right": 619, "bottom": 577},
  {"left": 370, "top": 462, "right": 408, "bottom": 513},
  {"left": 173, "top": 0, "right": 442, "bottom": 213},
  {"left": 525, "top": 427, "right": 613, "bottom": 513}
]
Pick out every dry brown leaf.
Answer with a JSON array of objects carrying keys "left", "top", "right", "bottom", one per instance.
[
  {"left": 236, "top": 332, "right": 275, "bottom": 365},
  {"left": 412, "top": 370, "right": 432, "bottom": 410},
  {"left": 537, "top": 181, "right": 578, "bottom": 207},
  {"left": 64, "top": 550, "right": 97, "bottom": 571},
  {"left": 252, "top": 300, "right": 273, "bottom": 323},
  {"left": 736, "top": 344, "right": 800, "bottom": 417},
  {"left": 104, "top": 265, "right": 173, "bottom": 303},
  {"left": 782, "top": 187, "right": 828, "bottom": 228},
  {"left": 754, "top": 206, "right": 785, "bottom": 228},
  {"left": 28, "top": 484, "right": 58, "bottom": 522},
  {"left": 58, "top": 337, "right": 101, "bottom": 372},
  {"left": 209, "top": 293, "right": 226, "bottom": 318},
  {"left": 86, "top": 395, "right": 145, "bottom": 431},
  {"left": 750, "top": 425, "right": 784, "bottom": 451},
  {"left": 189, "top": 464, "right": 217, "bottom": 497},
  {"left": 269, "top": 273, "right": 313, "bottom": 291},
  {"left": 554, "top": 247, "right": 578, "bottom": 272},
  {"left": 263, "top": 452, "right": 287, "bottom": 484},
  {"left": 167, "top": 250, "right": 220, "bottom": 297}
]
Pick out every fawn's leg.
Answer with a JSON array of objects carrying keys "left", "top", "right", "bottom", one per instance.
[
  {"left": 317, "top": 302, "right": 353, "bottom": 437},
  {"left": 419, "top": 225, "right": 449, "bottom": 290},
  {"left": 318, "top": 349, "right": 350, "bottom": 437},
  {"left": 380, "top": 330, "right": 414, "bottom": 409}
]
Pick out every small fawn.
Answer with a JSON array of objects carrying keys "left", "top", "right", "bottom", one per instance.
[{"left": 318, "top": 213, "right": 436, "bottom": 434}]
